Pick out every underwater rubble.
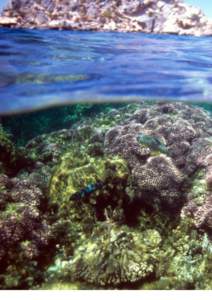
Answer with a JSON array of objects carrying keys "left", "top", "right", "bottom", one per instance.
[{"left": 0, "top": 102, "right": 211, "bottom": 289}]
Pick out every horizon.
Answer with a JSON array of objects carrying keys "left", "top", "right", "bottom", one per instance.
[{"left": 0, "top": 0, "right": 212, "bottom": 18}]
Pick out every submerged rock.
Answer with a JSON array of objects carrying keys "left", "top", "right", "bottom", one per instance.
[{"left": 1, "top": 0, "right": 212, "bottom": 36}]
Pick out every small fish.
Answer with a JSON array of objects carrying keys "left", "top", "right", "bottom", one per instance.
[
  {"left": 137, "top": 134, "right": 168, "bottom": 154},
  {"left": 70, "top": 181, "right": 104, "bottom": 201}
]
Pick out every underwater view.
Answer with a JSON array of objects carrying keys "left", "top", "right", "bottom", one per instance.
[{"left": 0, "top": 0, "right": 212, "bottom": 292}]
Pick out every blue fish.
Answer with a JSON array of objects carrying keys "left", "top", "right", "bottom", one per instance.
[{"left": 70, "top": 181, "right": 104, "bottom": 201}]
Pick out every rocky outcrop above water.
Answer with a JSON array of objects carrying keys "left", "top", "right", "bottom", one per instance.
[{"left": 0, "top": 0, "right": 212, "bottom": 36}]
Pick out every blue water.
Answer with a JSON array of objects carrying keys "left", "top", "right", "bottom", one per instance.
[{"left": 0, "top": 28, "right": 212, "bottom": 114}]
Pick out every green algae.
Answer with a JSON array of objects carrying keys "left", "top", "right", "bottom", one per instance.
[
  {"left": 40, "top": 282, "right": 83, "bottom": 290},
  {"left": 50, "top": 153, "right": 128, "bottom": 206},
  {"left": 44, "top": 207, "right": 212, "bottom": 289},
  {"left": 137, "top": 213, "right": 212, "bottom": 290}
]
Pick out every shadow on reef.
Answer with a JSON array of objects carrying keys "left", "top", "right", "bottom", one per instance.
[{"left": 0, "top": 101, "right": 212, "bottom": 289}]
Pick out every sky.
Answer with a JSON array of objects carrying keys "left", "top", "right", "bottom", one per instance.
[
  {"left": 0, "top": 0, "right": 212, "bottom": 18},
  {"left": 187, "top": 0, "right": 212, "bottom": 18},
  {"left": 0, "top": 0, "right": 8, "bottom": 11}
]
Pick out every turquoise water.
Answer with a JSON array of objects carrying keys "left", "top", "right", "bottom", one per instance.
[{"left": 0, "top": 28, "right": 212, "bottom": 115}]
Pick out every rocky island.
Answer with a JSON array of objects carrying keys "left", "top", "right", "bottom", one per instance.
[{"left": 0, "top": 0, "right": 212, "bottom": 36}]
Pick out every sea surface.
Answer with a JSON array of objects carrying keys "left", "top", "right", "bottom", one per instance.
[
  {"left": 0, "top": 27, "right": 212, "bottom": 115},
  {"left": 0, "top": 27, "right": 212, "bottom": 291}
]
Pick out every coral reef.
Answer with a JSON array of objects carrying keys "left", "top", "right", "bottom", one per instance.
[
  {"left": 0, "top": 124, "right": 31, "bottom": 176},
  {"left": 45, "top": 102, "right": 212, "bottom": 288},
  {"left": 0, "top": 125, "right": 16, "bottom": 173},
  {"left": 0, "top": 175, "right": 51, "bottom": 289},
  {"left": 140, "top": 215, "right": 212, "bottom": 290},
  {"left": 65, "top": 223, "right": 161, "bottom": 287},
  {"left": 1, "top": 0, "right": 212, "bottom": 36},
  {"left": 182, "top": 150, "right": 212, "bottom": 233},
  {"left": 0, "top": 102, "right": 211, "bottom": 289}
]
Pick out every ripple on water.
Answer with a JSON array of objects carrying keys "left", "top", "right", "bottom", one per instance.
[{"left": 0, "top": 28, "right": 211, "bottom": 114}]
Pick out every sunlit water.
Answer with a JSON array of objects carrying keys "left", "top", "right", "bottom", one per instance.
[{"left": 0, "top": 28, "right": 212, "bottom": 114}]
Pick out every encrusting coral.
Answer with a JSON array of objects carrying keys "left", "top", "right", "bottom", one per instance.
[{"left": 0, "top": 175, "right": 52, "bottom": 288}]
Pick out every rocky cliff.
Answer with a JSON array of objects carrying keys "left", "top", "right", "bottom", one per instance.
[{"left": 0, "top": 0, "right": 212, "bottom": 35}]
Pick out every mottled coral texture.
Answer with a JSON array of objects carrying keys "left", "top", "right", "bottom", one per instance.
[
  {"left": 48, "top": 102, "right": 212, "bottom": 288},
  {"left": 0, "top": 102, "right": 211, "bottom": 289}
]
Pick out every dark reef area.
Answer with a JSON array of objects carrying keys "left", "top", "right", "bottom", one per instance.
[{"left": 0, "top": 101, "right": 211, "bottom": 290}]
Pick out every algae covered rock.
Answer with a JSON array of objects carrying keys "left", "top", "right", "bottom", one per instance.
[
  {"left": 154, "top": 219, "right": 212, "bottom": 290},
  {"left": 49, "top": 143, "right": 129, "bottom": 247},
  {"left": 50, "top": 152, "right": 128, "bottom": 205},
  {"left": 67, "top": 223, "right": 161, "bottom": 287}
]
